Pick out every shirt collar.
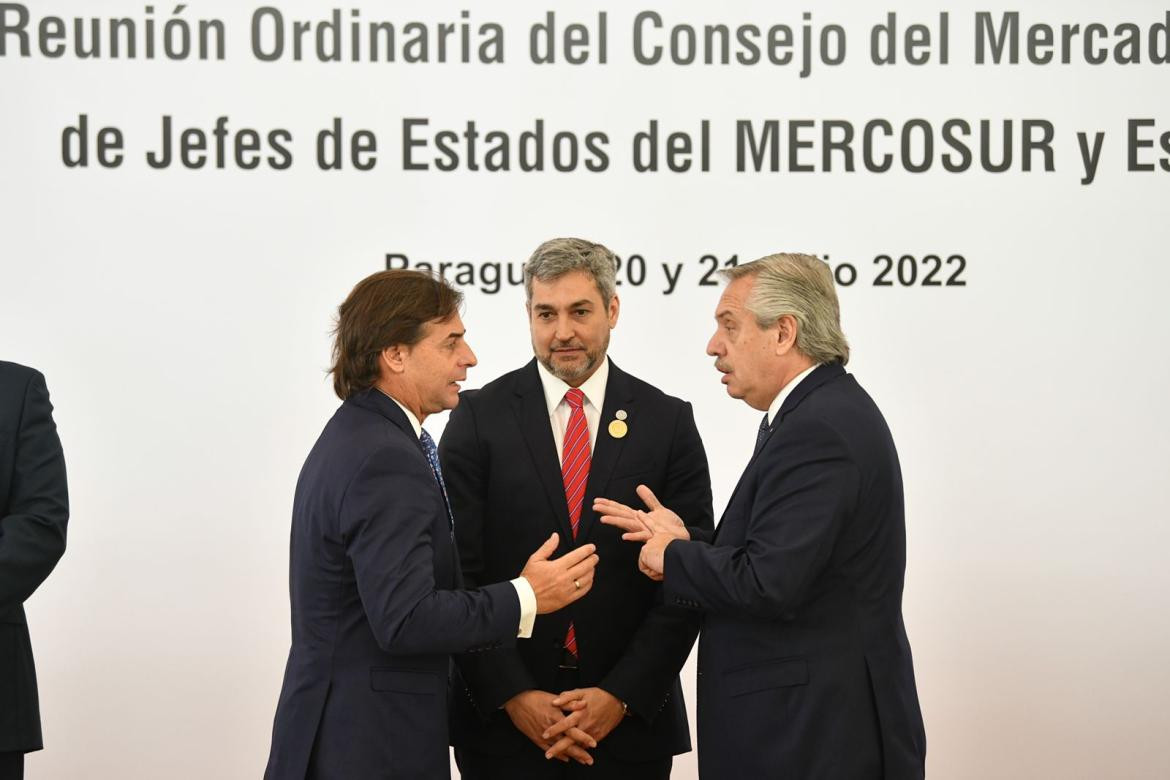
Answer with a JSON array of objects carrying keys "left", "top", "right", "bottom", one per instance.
[
  {"left": 766, "top": 363, "right": 821, "bottom": 427},
  {"left": 377, "top": 388, "right": 422, "bottom": 439},
  {"left": 536, "top": 355, "right": 610, "bottom": 415}
]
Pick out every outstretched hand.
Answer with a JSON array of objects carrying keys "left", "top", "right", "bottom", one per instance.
[
  {"left": 594, "top": 485, "right": 690, "bottom": 542},
  {"left": 520, "top": 533, "right": 599, "bottom": 614}
]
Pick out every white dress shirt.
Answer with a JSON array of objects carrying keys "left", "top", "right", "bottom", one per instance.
[
  {"left": 535, "top": 356, "right": 609, "bottom": 464},
  {"left": 765, "top": 363, "right": 822, "bottom": 427},
  {"left": 383, "top": 391, "right": 537, "bottom": 638}
]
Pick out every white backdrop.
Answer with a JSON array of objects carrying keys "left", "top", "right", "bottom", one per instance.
[{"left": 3, "top": 1, "right": 1169, "bottom": 777}]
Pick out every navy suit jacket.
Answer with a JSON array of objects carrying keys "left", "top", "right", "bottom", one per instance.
[
  {"left": 665, "top": 363, "right": 926, "bottom": 779},
  {"left": 0, "top": 363, "right": 68, "bottom": 754},
  {"left": 440, "top": 360, "right": 713, "bottom": 763},
  {"left": 265, "top": 389, "right": 521, "bottom": 779}
]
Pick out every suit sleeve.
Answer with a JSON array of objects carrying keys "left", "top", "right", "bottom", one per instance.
[
  {"left": 0, "top": 370, "right": 69, "bottom": 613},
  {"left": 664, "top": 415, "right": 859, "bottom": 621},
  {"left": 440, "top": 394, "right": 538, "bottom": 714},
  {"left": 340, "top": 439, "right": 520, "bottom": 656},
  {"left": 600, "top": 401, "right": 714, "bottom": 721}
]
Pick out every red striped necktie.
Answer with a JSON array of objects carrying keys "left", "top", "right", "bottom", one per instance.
[{"left": 561, "top": 388, "right": 591, "bottom": 658}]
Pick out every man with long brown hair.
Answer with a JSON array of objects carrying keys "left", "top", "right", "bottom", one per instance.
[{"left": 265, "top": 270, "right": 599, "bottom": 779}]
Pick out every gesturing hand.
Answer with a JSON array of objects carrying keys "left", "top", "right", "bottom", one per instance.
[
  {"left": 595, "top": 484, "right": 690, "bottom": 542},
  {"left": 519, "top": 533, "right": 599, "bottom": 614},
  {"left": 504, "top": 690, "right": 595, "bottom": 766},
  {"left": 543, "top": 687, "right": 626, "bottom": 761}
]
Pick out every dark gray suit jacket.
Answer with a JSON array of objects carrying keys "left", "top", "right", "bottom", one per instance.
[
  {"left": 666, "top": 363, "right": 926, "bottom": 779},
  {"left": 441, "top": 360, "right": 713, "bottom": 764},
  {"left": 0, "top": 362, "right": 69, "bottom": 755},
  {"left": 264, "top": 388, "right": 521, "bottom": 779}
]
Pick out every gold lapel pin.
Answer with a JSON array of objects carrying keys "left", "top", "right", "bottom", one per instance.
[{"left": 608, "top": 413, "right": 628, "bottom": 439}]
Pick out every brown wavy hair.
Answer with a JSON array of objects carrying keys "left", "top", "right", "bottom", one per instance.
[{"left": 330, "top": 270, "right": 464, "bottom": 400}]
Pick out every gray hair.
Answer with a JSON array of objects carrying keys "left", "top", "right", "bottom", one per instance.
[
  {"left": 523, "top": 238, "right": 618, "bottom": 304},
  {"left": 722, "top": 253, "right": 850, "bottom": 365}
]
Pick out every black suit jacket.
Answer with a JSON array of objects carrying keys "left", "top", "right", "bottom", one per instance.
[
  {"left": 439, "top": 359, "right": 714, "bottom": 763},
  {"left": 264, "top": 389, "right": 522, "bottom": 780},
  {"left": 0, "top": 362, "right": 69, "bottom": 755},
  {"left": 665, "top": 363, "right": 926, "bottom": 779}
]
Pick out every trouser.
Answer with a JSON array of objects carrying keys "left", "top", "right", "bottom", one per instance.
[{"left": 0, "top": 752, "right": 24, "bottom": 780}]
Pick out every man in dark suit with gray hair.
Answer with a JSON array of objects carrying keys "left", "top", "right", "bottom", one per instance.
[{"left": 598, "top": 253, "right": 927, "bottom": 778}]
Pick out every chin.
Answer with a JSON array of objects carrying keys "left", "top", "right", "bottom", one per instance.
[
  {"left": 544, "top": 355, "right": 592, "bottom": 383},
  {"left": 554, "top": 354, "right": 585, "bottom": 368}
]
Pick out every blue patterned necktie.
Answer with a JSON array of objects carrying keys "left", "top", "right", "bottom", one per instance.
[
  {"left": 419, "top": 429, "right": 454, "bottom": 531},
  {"left": 753, "top": 414, "right": 771, "bottom": 457}
]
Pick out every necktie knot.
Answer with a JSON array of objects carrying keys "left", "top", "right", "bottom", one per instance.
[{"left": 564, "top": 388, "right": 585, "bottom": 410}]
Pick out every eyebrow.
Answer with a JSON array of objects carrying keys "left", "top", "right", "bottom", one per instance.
[
  {"left": 534, "top": 300, "right": 594, "bottom": 311},
  {"left": 446, "top": 330, "right": 465, "bottom": 339}
]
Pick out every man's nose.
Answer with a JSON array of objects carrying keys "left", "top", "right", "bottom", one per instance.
[
  {"left": 554, "top": 315, "right": 575, "bottom": 342},
  {"left": 706, "top": 332, "right": 722, "bottom": 356}
]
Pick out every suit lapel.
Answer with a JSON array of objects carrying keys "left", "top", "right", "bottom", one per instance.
[
  {"left": 350, "top": 388, "right": 460, "bottom": 577},
  {"left": 577, "top": 361, "right": 634, "bottom": 545},
  {"left": 347, "top": 387, "right": 423, "bottom": 452},
  {"left": 712, "top": 363, "right": 846, "bottom": 543},
  {"left": 511, "top": 361, "right": 576, "bottom": 543}
]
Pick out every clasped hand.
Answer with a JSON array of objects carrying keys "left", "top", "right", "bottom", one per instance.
[
  {"left": 594, "top": 485, "right": 689, "bottom": 580},
  {"left": 505, "top": 687, "right": 626, "bottom": 765}
]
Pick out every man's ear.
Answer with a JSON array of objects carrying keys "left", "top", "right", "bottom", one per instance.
[
  {"left": 607, "top": 294, "right": 620, "bottom": 329},
  {"left": 380, "top": 345, "right": 408, "bottom": 375},
  {"left": 774, "top": 314, "right": 799, "bottom": 356}
]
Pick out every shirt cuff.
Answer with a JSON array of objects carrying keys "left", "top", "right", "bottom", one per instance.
[{"left": 510, "top": 577, "right": 537, "bottom": 638}]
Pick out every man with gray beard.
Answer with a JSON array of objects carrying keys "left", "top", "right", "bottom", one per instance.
[{"left": 441, "top": 238, "right": 714, "bottom": 779}]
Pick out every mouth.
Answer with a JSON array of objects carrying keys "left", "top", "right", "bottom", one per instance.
[{"left": 552, "top": 347, "right": 585, "bottom": 358}]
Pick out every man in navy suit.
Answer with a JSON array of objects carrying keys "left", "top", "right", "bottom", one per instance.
[
  {"left": 264, "top": 270, "right": 599, "bottom": 779},
  {"left": 441, "top": 238, "right": 713, "bottom": 779},
  {"left": 598, "top": 253, "right": 926, "bottom": 778},
  {"left": 0, "top": 363, "right": 69, "bottom": 780}
]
